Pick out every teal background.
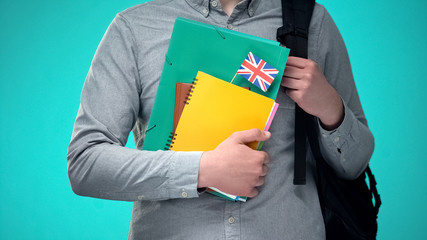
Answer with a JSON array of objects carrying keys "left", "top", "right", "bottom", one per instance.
[{"left": 0, "top": 0, "right": 426, "bottom": 239}]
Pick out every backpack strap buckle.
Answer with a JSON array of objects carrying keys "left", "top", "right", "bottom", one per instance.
[{"left": 276, "top": 23, "right": 308, "bottom": 43}]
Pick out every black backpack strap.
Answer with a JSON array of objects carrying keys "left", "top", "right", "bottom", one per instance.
[
  {"left": 277, "top": 0, "right": 315, "bottom": 185},
  {"left": 366, "top": 167, "right": 382, "bottom": 215},
  {"left": 277, "top": 0, "right": 315, "bottom": 58}
]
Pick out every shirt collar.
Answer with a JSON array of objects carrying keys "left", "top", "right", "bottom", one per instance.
[{"left": 185, "top": 0, "right": 260, "bottom": 17}]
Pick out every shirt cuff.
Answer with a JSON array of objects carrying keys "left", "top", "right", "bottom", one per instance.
[
  {"left": 317, "top": 99, "right": 356, "bottom": 153},
  {"left": 167, "top": 151, "right": 203, "bottom": 199}
]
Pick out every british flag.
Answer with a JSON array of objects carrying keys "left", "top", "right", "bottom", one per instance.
[{"left": 237, "top": 52, "right": 279, "bottom": 92}]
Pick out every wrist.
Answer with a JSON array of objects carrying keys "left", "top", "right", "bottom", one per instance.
[
  {"left": 318, "top": 93, "right": 344, "bottom": 131},
  {"left": 198, "top": 151, "right": 213, "bottom": 188}
]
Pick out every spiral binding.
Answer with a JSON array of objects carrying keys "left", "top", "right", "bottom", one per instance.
[
  {"left": 164, "top": 132, "right": 177, "bottom": 150},
  {"left": 165, "top": 78, "right": 199, "bottom": 150},
  {"left": 184, "top": 78, "right": 198, "bottom": 105}
]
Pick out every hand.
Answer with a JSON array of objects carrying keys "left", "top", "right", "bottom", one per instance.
[
  {"left": 198, "top": 129, "right": 271, "bottom": 198},
  {"left": 281, "top": 56, "right": 344, "bottom": 130}
]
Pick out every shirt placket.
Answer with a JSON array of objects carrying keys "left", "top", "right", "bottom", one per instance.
[
  {"left": 224, "top": 200, "right": 241, "bottom": 240},
  {"left": 225, "top": 2, "right": 247, "bottom": 31}
]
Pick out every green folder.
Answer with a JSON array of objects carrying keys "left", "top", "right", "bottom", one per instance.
[{"left": 143, "top": 18, "right": 290, "bottom": 151}]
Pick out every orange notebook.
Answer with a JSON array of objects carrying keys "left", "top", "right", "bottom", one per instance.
[{"left": 169, "top": 71, "right": 278, "bottom": 151}]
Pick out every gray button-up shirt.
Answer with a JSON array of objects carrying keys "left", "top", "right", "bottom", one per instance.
[{"left": 67, "top": 0, "right": 374, "bottom": 239}]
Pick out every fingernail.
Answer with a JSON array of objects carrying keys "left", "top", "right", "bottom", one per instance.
[{"left": 264, "top": 131, "right": 271, "bottom": 137}]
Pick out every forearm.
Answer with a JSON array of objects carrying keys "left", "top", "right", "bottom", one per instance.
[
  {"left": 65, "top": 14, "right": 205, "bottom": 201},
  {"left": 310, "top": 7, "right": 374, "bottom": 179},
  {"left": 316, "top": 101, "right": 374, "bottom": 180},
  {"left": 67, "top": 137, "right": 203, "bottom": 201}
]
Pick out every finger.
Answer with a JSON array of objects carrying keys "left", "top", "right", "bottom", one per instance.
[
  {"left": 283, "top": 65, "right": 305, "bottom": 79},
  {"left": 231, "top": 128, "right": 271, "bottom": 144},
  {"left": 261, "top": 151, "right": 270, "bottom": 164},
  {"left": 281, "top": 77, "right": 303, "bottom": 90},
  {"left": 286, "top": 56, "right": 309, "bottom": 69},
  {"left": 256, "top": 176, "right": 265, "bottom": 186},
  {"left": 246, "top": 188, "right": 259, "bottom": 198},
  {"left": 261, "top": 165, "right": 269, "bottom": 176}
]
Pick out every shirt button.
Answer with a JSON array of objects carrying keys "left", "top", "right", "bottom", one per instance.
[
  {"left": 248, "top": 8, "right": 254, "bottom": 15},
  {"left": 202, "top": 8, "right": 208, "bottom": 14},
  {"left": 228, "top": 216, "right": 235, "bottom": 224},
  {"left": 227, "top": 23, "right": 233, "bottom": 30},
  {"left": 181, "top": 191, "right": 188, "bottom": 198},
  {"left": 333, "top": 137, "right": 340, "bottom": 143},
  {"left": 137, "top": 195, "right": 143, "bottom": 200},
  {"left": 211, "top": 1, "right": 218, "bottom": 7}
]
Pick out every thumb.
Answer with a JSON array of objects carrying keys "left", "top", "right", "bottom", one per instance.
[{"left": 231, "top": 128, "right": 271, "bottom": 144}]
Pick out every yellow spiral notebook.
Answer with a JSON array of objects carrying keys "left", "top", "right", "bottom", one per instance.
[
  {"left": 169, "top": 71, "right": 278, "bottom": 152},
  {"left": 169, "top": 71, "right": 278, "bottom": 202}
]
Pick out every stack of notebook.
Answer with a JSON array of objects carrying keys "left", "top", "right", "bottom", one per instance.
[
  {"left": 170, "top": 71, "right": 278, "bottom": 151},
  {"left": 143, "top": 18, "right": 290, "bottom": 201},
  {"left": 170, "top": 71, "right": 279, "bottom": 201}
]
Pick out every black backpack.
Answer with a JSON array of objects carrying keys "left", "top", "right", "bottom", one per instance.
[{"left": 276, "top": 0, "right": 382, "bottom": 239}]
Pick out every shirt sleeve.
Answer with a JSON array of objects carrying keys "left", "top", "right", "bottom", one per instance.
[
  {"left": 312, "top": 7, "right": 375, "bottom": 180},
  {"left": 67, "top": 14, "right": 203, "bottom": 201}
]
